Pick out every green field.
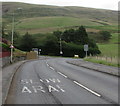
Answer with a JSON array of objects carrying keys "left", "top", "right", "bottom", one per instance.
[
  {"left": 98, "top": 33, "right": 119, "bottom": 57},
  {"left": 98, "top": 44, "right": 118, "bottom": 57},
  {"left": 86, "top": 25, "right": 118, "bottom": 32},
  {"left": 13, "top": 16, "right": 105, "bottom": 34},
  {"left": 5, "top": 16, "right": 117, "bottom": 34},
  {"left": 16, "top": 16, "right": 104, "bottom": 29}
]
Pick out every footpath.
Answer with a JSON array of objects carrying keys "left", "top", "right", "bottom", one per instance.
[
  {"left": 1, "top": 60, "right": 26, "bottom": 105},
  {"left": 67, "top": 59, "right": 119, "bottom": 77}
]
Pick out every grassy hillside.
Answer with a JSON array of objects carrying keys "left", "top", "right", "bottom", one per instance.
[
  {"left": 14, "top": 16, "right": 111, "bottom": 34},
  {"left": 98, "top": 33, "right": 119, "bottom": 57},
  {"left": 2, "top": 2, "right": 118, "bottom": 34}
]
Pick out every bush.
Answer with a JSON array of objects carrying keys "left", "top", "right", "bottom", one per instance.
[
  {"left": 62, "top": 42, "right": 84, "bottom": 57},
  {"left": 99, "top": 31, "right": 112, "bottom": 41}
]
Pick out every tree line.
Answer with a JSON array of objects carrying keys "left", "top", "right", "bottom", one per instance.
[{"left": 2, "top": 25, "right": 112, "bottom": 57}]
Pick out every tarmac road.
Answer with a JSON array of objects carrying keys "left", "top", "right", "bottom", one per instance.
[{"left": 5, "top": 57, "right": 118, "bottom": 104}]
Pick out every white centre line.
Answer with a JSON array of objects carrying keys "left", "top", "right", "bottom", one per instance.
[
  {"left": 57, "top": 72, "right": 67, "bottom": 78},
  {"left": 73, "top": 81, "right": 101, "bottom": 97},
  {"left": 49, "top": 67, "right": 55, "bottom": 70}
]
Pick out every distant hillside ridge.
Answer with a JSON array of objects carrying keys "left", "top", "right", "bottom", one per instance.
[{"left": 2, "top": 2, "right": 118, "bottom": 25}]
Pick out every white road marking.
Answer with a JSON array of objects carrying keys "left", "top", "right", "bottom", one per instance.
[
  {"left": 49, "top": 67, "right": 55, "bottom": 70},
  {"left": 32, "top": 86, "right": 45, "bottom": 93},
  {"left": 40, "top": 79, "right": 44, "bottom": 82},
  {"left": 47, "top": 64, "right": 49, "bottom": 66},
  {"left": 73, "top": 81, "right": 101, "bottom": 97},
  {"left": 57, "top": 72, "right": 67, "bottom": 78},
  {"left": 22, "top": 86, "right": 32, "bottom": 93},
  {"left": 56, "top": 85, "right": 65, "bottom": 92},
  {"left": 48, "top": 85, "right": 59, "bottom": 92},
  {"left": 21, "top": 79, "right": 29, "bottom": 84},
  {"left": 45, "top": 79, "right": 50, "bottom": 83}
]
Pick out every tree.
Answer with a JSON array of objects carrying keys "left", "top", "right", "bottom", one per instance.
[
  {"left": 53, "top": 30, "right": 62, "bottom": 40},
  {"left": 42, "top": 35, "right": 59, "bottom": 56},
  {"left": 62, "top": 29, "right": 75, "bottom": 43},
  {"left": 75, "top": 26, "right": 89, "bottom": 44},
  {"left": 19, "top": 32, "right": 37, "bottom": 51},
  {"left": 99, "top": 31, "right": 112, "bottom": 41}
]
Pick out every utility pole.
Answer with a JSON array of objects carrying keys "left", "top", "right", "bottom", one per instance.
[{"left": 10, "top": 12, "right": 14, "bottom": 63}]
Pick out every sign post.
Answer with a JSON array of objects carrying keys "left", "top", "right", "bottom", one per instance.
[{"left": 84, "top": 44, "right": 88, "bottom": 58}]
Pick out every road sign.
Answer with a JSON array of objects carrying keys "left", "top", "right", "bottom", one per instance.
[
  {"left": 32, "top": 48, "right": 38, "bottom": 51},
  {"left": 84, "top": 44, "right": 88, "bottom": 51}
]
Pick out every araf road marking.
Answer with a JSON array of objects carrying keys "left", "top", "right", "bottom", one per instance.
[
  {"left": 49, "top": 67, "right": 55, "bottom": 70},
  {"left": 32, "top": 86, "right": 45, "bottom": 93},
  {"left": 48, "top": 85, "right": 59, "bottom": 92},
  {"left": 57, "top": 72, "right": 67, "bottom": 78},
  {"left": 45, "top": 79, "right": 50, "bottom": 83},
  {"left": 22, "top": 86, "right": 32, "bottom": 93},
  {"left": 73, "top": 81, "right": 101, "bottom": 97}
]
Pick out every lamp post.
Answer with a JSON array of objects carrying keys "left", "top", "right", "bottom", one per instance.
[
  {"left": 60, "top": 35, "right": 63, "bottom": 56},
  {"left": 10, "top": 8, "right": 22, "bottom": 63},
  {"left": 10, "top": 12, "right": 14, "bottom": 63}
]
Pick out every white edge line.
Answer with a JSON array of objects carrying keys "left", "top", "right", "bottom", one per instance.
[
  {"left": 73, "top": 81, "right": 101, "bottom": 97},
  {"left": 49, "top": 67, "right": 55, "bottom": 70},
  {"left": 57, "top": 72, "right": 67, "bottom": 78}
]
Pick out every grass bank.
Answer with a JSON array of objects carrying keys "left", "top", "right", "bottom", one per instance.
[{"left": 84, "top": 58, "right": 119, "bottom": 67}]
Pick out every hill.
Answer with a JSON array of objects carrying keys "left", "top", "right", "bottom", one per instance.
[{"left": 2, "top": 2, "right": 118, "bottom": 34}]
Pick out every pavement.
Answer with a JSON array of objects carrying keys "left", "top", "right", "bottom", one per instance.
[
  {"left": 3, "top": 57, "right": 118, "bottom": 104},
  {"left": 2, "top": 60, "right": 26, "bottom": 104},
  {"left": 67, "top": 59, "right": 119, "bottom": 76}
]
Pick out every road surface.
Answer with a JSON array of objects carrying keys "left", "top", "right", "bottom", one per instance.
[{"left": 5, "top": 57, "right": 118, "bottom": 104}]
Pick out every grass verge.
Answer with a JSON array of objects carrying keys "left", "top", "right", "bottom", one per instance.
[{"left": 84, "top": 58, "right": 119, "bottom": 67}]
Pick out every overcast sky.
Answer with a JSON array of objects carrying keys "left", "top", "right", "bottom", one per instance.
[{"left": 1, "top": 0, "right": 119, "bottom": 10}]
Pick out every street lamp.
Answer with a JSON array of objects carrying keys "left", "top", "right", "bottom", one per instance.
[
  {"left": 60, "top": 35, "right": 63, "bottom": 56},
  {"left": 10, "top": 12, "right": 14, "bottom": 63},
  {"left": 10, "top": 8, "right": 22, "bottom": 63}
]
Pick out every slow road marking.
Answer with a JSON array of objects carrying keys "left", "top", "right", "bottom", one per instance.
[{"left": 73, "top": 81, "right": 101, "bottom": 97}]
